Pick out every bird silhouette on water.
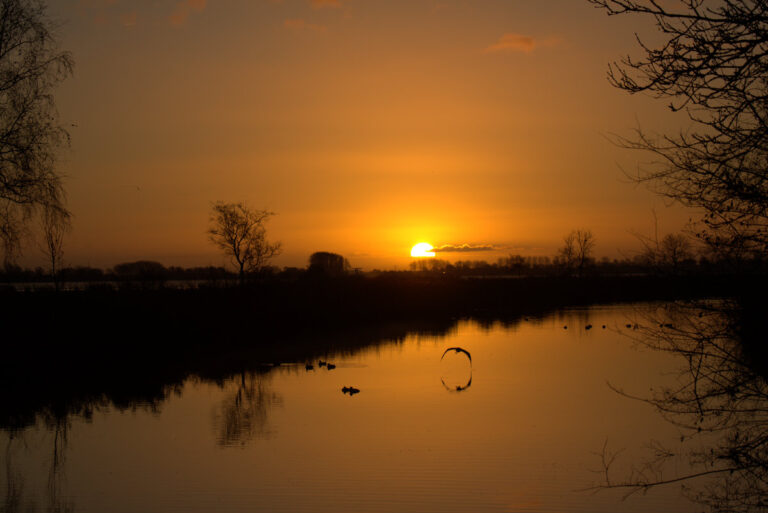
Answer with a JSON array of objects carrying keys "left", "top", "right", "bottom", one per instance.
[
  {"left": 341, "top": 386, "right": 360, "bottom": 395},
  {"left": 305, "top": 363, "right": 314, "bottom": 371},
  {"left": 326, "top": 363, "right": 336, "bottom": 370}
]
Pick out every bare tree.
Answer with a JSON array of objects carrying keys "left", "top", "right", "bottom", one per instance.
[
  {"left": 40, "top": 204, "right": 69, "bottom": 291},
  {"left": 634, "top": 213, "right": 695, "bottom": 274},
  {"left": 659, "top": 233, "right": 694, "bottom": 270},
  {"left": 207, "top": 201, "right": 282, "bottom": 284},
  {"left": 589, "top": 0, "right": 768, "bottom": 263},
  {"left": 559, "top": 232, "right": 577, "bottom": 272},
  {"left": 0, "top": 0, "right": 73, "bottom": 263},
  {"left": 559, "top": 229, "right": 595, "bottom": 276}
]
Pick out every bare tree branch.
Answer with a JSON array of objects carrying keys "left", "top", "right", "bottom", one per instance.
[{"left": 589, "top": 0, "right": 768, "bottom": 265}]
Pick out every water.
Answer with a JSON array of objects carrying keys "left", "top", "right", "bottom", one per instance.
[{"left": 1, "top": 305, "right": 713, "bottom": 512}]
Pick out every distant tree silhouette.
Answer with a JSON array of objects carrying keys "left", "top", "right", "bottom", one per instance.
[
  {"left": 40, "top": 204, "right": 68, "bottom": 291},
  {"left": 638, "top": 232, "right": 695, "bottom": 275},
  {"left": 558, "top": 229, "right": 595, "bottom": 276},
  {"left": 633, "top": 212, "right": 696, "bottom": 275},
  {"left": 412, "top": 258, "right": 451, "bottom": 273},
  {"left": 208, "top": 202, "right": 281, "bottom": 284},
  {"left": 112, "top": 260, "right": 167, "bottom": 289},
  {"left": 0, "top": 0, "right": 73, "bottom": 264},
  {"left": 590, "top": 0, "right": 768, "bottom": 264},
  {"left": 308, "top": 251, "right": 349, "bottom": 276}
]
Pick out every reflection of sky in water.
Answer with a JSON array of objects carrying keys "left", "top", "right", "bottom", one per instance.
[{"left": 1, "top": 306, "right": 700, "bottom": 513}]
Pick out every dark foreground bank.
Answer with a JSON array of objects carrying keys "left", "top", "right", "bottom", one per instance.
[{"left": 0, "top": 273, "right": 759, "bottom": 431}]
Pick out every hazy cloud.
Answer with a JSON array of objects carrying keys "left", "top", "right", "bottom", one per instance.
[
  {"left": 77, "top": 0, "right": 118, "bottom": 7},
  {"left": 79, "top": 0, "right": 208, "bottom": 26},
  {"left": 433, "top": 244, "right": 496, "bottom": 253},
  {"left": 432, "top": 2, "right": 448, "bottom": 14},
  {"left": 310, "top": 0, "right": 342, "bottom": 8},
  {"left": 284, "top": 18, "right": 327, "bottom": 32},
  {"left": 484, "top": 33, "right": 559, "bottom": 54},
  {"left": 169, "top": 0, "right": 208, "bottom": 25}
]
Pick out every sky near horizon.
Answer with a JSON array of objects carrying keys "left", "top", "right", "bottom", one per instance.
[{"left": 38, "top": 0, "right": 694, "bottom": 270}]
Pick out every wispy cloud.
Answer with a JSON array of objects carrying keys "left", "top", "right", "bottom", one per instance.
[
  {"left": 77, "top": 0, "right": 118, "bottom": 7},
  {"left": 78, "top": 0, "right": 209, "bottom": 27},
  {"left": 284, "top": 18, "right": 327, "bottom": 32},
  {"left": 169, "top": 0, "right": 208, "bottom": 26},
  {"left": 432, "top": 2, "right": 448, "bottom": 14},
  {"left": 484, "top": 33, "right": 535, "bottom": 53},
  {"left": 484, "top": 33, "right": 558, "bottom": 54},
  {"left": 310, "top": 0, "right": 342, "bottom": 8},
  {"left": 433, "top": 244, "right": 496, "bottom": 253},
  {"left": 121, "top": 10, "right": 137, "bottom": 27}
]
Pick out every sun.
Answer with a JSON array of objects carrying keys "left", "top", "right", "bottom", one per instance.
[{"left": 411, "top": 242, "right": 436, "bottom": 258}]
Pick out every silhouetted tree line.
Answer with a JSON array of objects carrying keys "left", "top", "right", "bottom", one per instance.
[
  {"left": 407, "top": 252, "right": 761, "bottom": 279},
  {"left": 2, "top": 247, "right": 765, "bottom": 288},
  {"left": 0, "top": 262, "right": 237, "bottom": 285}
]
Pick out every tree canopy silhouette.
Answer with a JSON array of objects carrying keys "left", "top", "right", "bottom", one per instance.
[
  {"left": 590, "top": 0, "right": 768, "bottom": 263},
  {"left": 308, "top": 251, "right": 349, "bottom": 276},
  {"left": 558, "top": 229, "right": 595, "bottom": 276},
  {"left": 0, "top": 0, "right": 73, "bottom": 263},
  {"left": 208, "top": 201, "right": 281, "bottom": 284}
]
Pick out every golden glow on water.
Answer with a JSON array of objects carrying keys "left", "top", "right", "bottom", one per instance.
[{"left": 410, "top": 242, "right": 435, "bottom": 258}]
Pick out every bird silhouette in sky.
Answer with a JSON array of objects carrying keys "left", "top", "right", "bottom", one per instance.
[{"left": 441, "top": 347, "right": 472, "bottom": 365}]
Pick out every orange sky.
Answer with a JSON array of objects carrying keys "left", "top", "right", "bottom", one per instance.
[{"left": 37, "top": 0, "right": 693, "bottom": 270}]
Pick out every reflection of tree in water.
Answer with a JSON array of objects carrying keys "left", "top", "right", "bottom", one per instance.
[
  {"left": 45, "top": 416, "right": 74, "bottom": 513},
  {"left": 214, "top": 371, "right": 283, "bottom": 446},
  {"left": 597, "top": 300, "right": 768, "bottom": 512},
  {"left": 3, "top": 434, "right": 25, "bottom": 513},
  {"left": 3, "top": 414, "right": 74, "bottom": 513}
]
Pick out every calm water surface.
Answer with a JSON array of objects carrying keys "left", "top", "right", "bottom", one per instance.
[{"left": 2, "top": 305, "right": 704, "bottom": 512}]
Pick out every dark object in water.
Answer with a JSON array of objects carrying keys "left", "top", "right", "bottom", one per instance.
[
  {"left": 342, "top": 386, "right": 360, "bottom": 395},
  {"left": 602, "top": 325, "right": 606, "bottom": 329},
  {"left": 305, "top": 363, "right": 314, "bottom": 371},
  {"left": 441, "top": 347, "right": 472, "bottom": 365},
  {"left": 563, "top": 325, "right": 568, "bottom": 329},
  {"left": 585, "top": 324, "right": 592, "bottom": 330},
  {"left": 318, "top": 360, "right": 327, "bottom": 367},
  {"left": 326, "top": 363, "right": 336, "bottom": 370},
  {"left": 626, "top": 324, "right": 632, "bottom": 328}
]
